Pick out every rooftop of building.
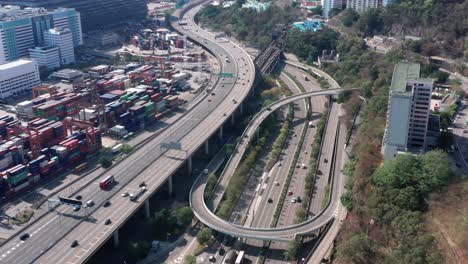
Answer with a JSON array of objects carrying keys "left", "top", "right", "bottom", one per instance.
[
  {"left": 46, "top": 27, "right": 71, "bottom": 34},
  {"left": 390, "top": 62, "right": 421, "bottom": 93},
  {"left": 29, "top": 46, "right": 59, "bottom": 51},
  {"left": 0, "top": 59, "right": 35, "bottom": 70},
  {"left": 0, "top": 5, "right": 74, "bottom": 22},
  {"left": 51, "top": 68, "right": 83, "bottom": 77}
]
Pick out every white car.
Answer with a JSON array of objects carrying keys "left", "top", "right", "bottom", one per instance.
[
  {"left": 121, "top": 191, "right": 129, "bottom": 197},
  {"left": 291, "top": 198, "right": 296, "bottom": 203}
]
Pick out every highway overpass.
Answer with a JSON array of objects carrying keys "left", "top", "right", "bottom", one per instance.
[
  {"left": 0, "top": 0, "right": 257, "bottom": 263},
  {"left": 190, "top": 88, "right": 357, "bottom": 241}
]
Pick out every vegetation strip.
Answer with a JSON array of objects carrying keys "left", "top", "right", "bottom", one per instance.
[{"left": 270, "top": 115, "right": 309, "bottom": 227}]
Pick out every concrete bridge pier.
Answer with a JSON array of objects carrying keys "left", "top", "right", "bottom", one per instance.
[
  {"left": 113, "top": 230, "right": 120, "bottom": 248},
  {"left": 219, "top": 125, "right": 224, "bottom": 140},
  {"left": 205, "top": 140, "right": 209, "bottom": 155},
  {"left": 231, "top": 112, "right": 235, "bottom": 126},
  {"left": 187, "top": 156, "right": 193, "bottom": 175},
  {"left": 168, "top": 175, "right": 173, "bottom": 196},
  {"left": 144, "top": 200, "right": 151, "bottom": 218}
]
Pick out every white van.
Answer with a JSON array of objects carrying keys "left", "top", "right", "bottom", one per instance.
[{"left": 85, "top": 200, "right": 94, "bottom": 207}]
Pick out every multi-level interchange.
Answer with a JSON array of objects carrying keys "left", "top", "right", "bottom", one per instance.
[{"left": 0, "top": 0, "right": 350, "bottom": 263}]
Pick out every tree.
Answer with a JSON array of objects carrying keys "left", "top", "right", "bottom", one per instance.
[
  {"left": 418, "top": 150, "right": 451, "bottom": 193},
  {"left": 310, "top": 5, "right": 323, "bottom": 16},
  {"left": 127, "top": 241, "right": 150, "bottom": 261},
  {"left": 151, "top": 209, "right": 174, "bottom": 239},
  {"left": 328, "top": 8, "right": 342, "bottom": 18},
  {"left": 341, "top": 9, "right": 359, "bottom": 27},
  {"left": 337, "top": 233, "right": 376, "bottom": 264},
  {"left": 338, "top": 90, "right": 352, "bottom": 103},
  {"left": 99, "top": 156, "right": 112, "bottom": 168},
  {"left": 286, "top": 238, "right": 301, "bottom": 260},
  {"left": 176, "top": 206, "right": 193, "bottom": 227},
  {"left": 357, "top": 9, "right": 383, "bottom": 36},
  {"left": 184, "top": 255, "right": 197, "bottom": 264},
  {"left": 196, "top": 227, "right": 213, "bottom": 245},
  {"left": 120, "top": 143, "right": 134, "bottom": 154}
]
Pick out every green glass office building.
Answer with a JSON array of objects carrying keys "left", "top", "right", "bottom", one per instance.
[
  {"left": 0, "top": 6, "right": 82, "bottom": 63},
  {"left": 1, "top": 0, "right": 148, "bottom": 31}
]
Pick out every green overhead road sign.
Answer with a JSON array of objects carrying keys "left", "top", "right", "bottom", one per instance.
[{"left": 214, "top": 73, "right": 234, "bottom": 78}]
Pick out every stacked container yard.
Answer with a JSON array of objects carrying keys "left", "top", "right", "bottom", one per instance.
[
  {"left": 16, "top": 101, "right": 35, "bottom": 120},
  {"left": 33, "top": 93, "right": 81, "bottom": 121}
]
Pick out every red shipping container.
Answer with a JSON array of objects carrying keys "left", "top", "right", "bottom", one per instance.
[{"left": 8, "top": 146, "right": 17, "bottom": 152}]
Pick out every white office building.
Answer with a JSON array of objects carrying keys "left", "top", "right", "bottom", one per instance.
[
  {"left": 29, "top": 46, "right": 60, "bottom": 71},
  {"left": 346, "top": 0, "right": 395, "bottom": 12},
  {"left": 44, "top": 27, "right": 75, "bottom": 65},
  {"left": 0, "top": 59, "right": 41, "bottom": 99},
  {"left": 382, "top": 62, "right": 434, "bottom": 160}
]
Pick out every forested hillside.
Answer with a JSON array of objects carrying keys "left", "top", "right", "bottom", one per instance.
[{"left": 338, "top": 0, "right": 467, "bottom": 59}]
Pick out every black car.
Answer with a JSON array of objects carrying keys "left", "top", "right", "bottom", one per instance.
[
  {"left": 75, "top": 195, "right": 82, "bottom": 200},
  {"left": 103, "top": 201, "right": 111, "bottom": 207},
  {"left": 218, "top": 247, "right": 225, "bottom": 255},
  {"left": 267, "top": 198, "right": 273, "bottom": 203},
  {"left": 104, "top": 219, "right": 112, "bottom": 225},
  {"left": 20, "top": 233, "right": 30, "bottom": 241},
  {"left": 73, "top": 206, "right": 81, "bottom": 212},
  {"left": 71, "top": 240, "right": 79, "bottom": 248},
  {"left": 139, "top": 181, "right": 146, "bottom": 188}
]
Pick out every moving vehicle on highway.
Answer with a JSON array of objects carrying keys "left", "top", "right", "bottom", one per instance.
[
  {"left": 99, "top": 175, "right": 115, "bottom": 190},
  {"left": 85, "top": 200, "right": 94, "bottom": 207},
  {"left": 235, "top": 251, "right": 245, "bottom": 264},
  {"left": 20, "top": 233, "right": 30, "bottom": 241},
  {"left": 222, "top": 250, "right": 238, "bottom": 264}
]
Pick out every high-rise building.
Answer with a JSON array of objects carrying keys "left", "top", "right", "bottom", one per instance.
[
  {"left": 0, "top": 0, "right": 147, "bottom": 31},
  {"left": 44, "top": 27, "right": 74, "bottom": 65},
  {"left": 346, "top": 0, "right": 395, "bottom": 12},
  {"left": 28, "top": 45, "right": 60, "bottom": 70},
  {"left": 382, "top": 62, "right": 434, "bottom": 160},
  {"left": 0, "top": 5, "right": 82, "bottom": 63},
  {"left": 322, "top": 0, "right": 342, "bottom": 18},
  {"left": 0, "top": 59, "right": 40, "bottom": 99}
]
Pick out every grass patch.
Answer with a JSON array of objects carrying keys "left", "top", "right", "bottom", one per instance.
[
  {"left": 216, "top": 141, "right": 265, "bottom": 219},
  {"left": 266, "top": 110, "right": 293, "bottom": 171},
  {"left": 321, "top": 185, "right": 331, "bottom": 209},
  {"left": 299, "top": 106, "right": 329, "bottom": 217},
  {"left": 284, "top": 72, "right": 306, "bottom": 92},
  {"left": 271, "top": 118, "right": 308, "bottom": 227},
  {"left": 11, "top": 208, "right": 34, "bottom": 225}
]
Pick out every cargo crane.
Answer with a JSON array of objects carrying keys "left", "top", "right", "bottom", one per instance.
[
  {"left": 6, "top": 125, "right": 42, "bottom": 159},
  {"left": 63, "top": 117, "right": 99, "bottom": 153},
  {"left": 129, "top": 71, "right": 157, "bottom": 86},
  {"left": 144, "top": 56, "right": 167, "bottom": 70},
  {"left": 32, "top": 85, "right": 58, "bottom": 99},
  {"left": 73, "top": 80, "right": 107, "bottom": 127}
]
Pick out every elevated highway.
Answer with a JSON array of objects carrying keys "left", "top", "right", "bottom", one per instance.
[
  {"left": 190, "top": 88, "right": 357, "bottom": 241},
  {"left": 0, "top": 1, "right": 256, "bottom": 263}
]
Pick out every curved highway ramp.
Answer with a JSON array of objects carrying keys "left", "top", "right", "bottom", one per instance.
[{"left": 190, "top": 88, "right": 355, "bottom": 241}]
